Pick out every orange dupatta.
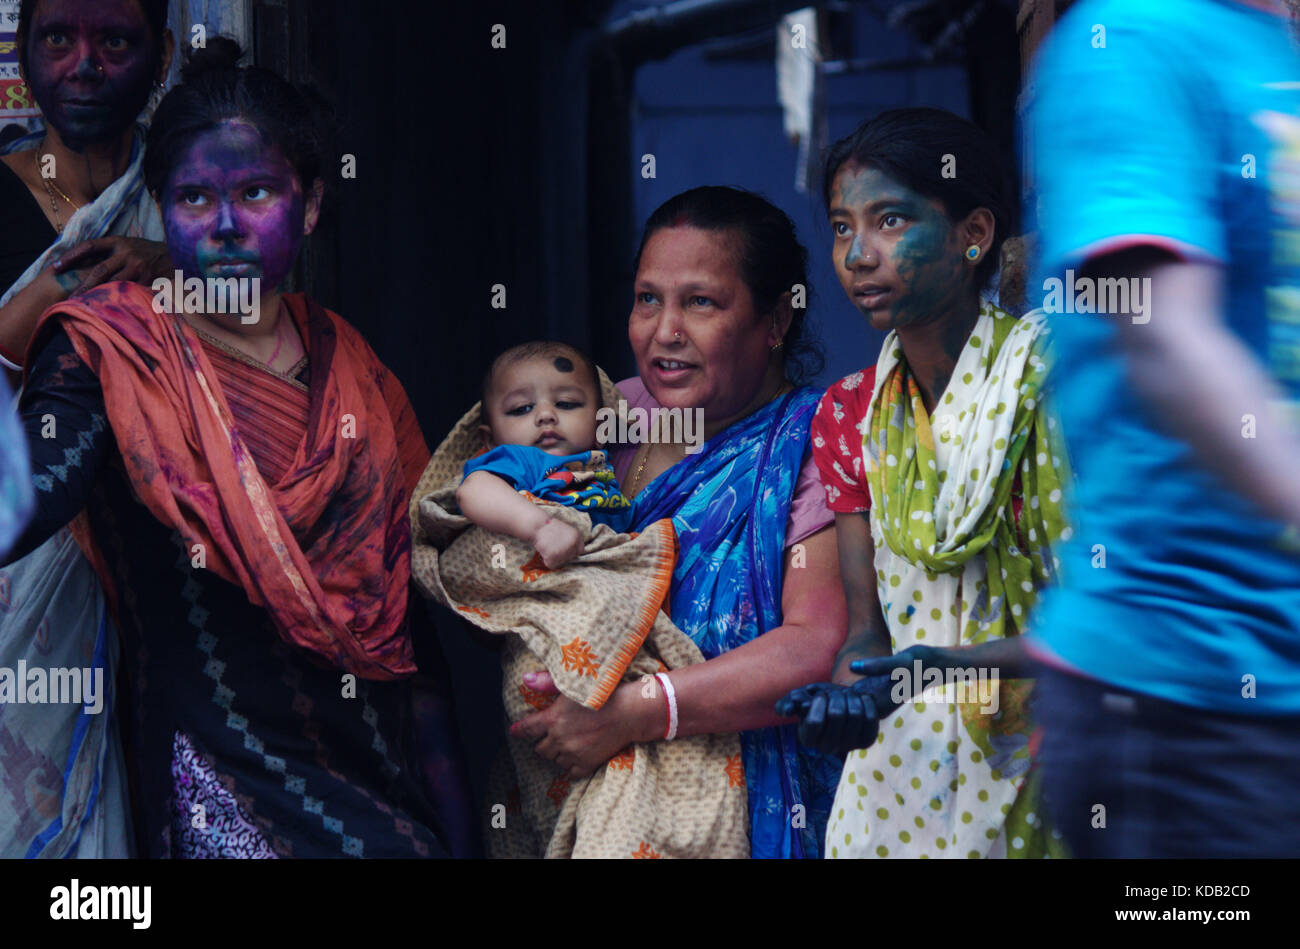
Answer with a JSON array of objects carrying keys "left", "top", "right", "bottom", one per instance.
[{"left": 31, "top": 281, "right": 429, "bottom": 680}]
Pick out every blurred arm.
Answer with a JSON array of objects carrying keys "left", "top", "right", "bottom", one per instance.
[{"left": 1098, "top": 247, "right": 1300, "bottom": 528}]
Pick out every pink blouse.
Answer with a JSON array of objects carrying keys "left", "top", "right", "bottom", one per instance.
[{"left": 609, "top": 376, "right": 833, "bottom": 547}]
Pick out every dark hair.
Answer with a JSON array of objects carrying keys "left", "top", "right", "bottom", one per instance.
[
  {"left": 821, "top": 107, "right": 1015, "bottom": 291},
  {"left": 18, "top": 0, "right": 170, "bottom": 79},
  {"left": 144, "top": 37, "right": 329, "bottom": 197},
  {"left": 633, "top": 186, "right": 823, "bottom": 386},
  {"left": 481, "top": 341, "right": 601, "bottom": 409}
]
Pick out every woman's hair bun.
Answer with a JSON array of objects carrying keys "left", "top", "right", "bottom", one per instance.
[
  {"left": 180, "top": 35, "right": 244, "bottom": 82},
  {"left": 146, "top": 34, "right": 327, "bottom": 198}
]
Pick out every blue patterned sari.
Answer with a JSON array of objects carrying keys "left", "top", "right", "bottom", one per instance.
[{"left": 629, "top": 387, "right": 843, "bottom": 858}]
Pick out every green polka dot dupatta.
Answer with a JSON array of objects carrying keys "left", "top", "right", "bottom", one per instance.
[
  {"left": 825, "top": 303, "right": 1071, "bottom": 860},
  {"left": 867, "top": 303, "right": 1068, "bottom": 628}
]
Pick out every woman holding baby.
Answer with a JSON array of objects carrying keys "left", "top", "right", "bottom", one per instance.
[{"left": 508, "top": 186, "right": 850, "bottom": 859}]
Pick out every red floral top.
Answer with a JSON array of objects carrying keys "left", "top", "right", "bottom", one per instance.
[
  {"left": 811, "top": 368, "right": 877, "bottom": 513},
  {"left": 811, "top": 366, "right": 1026, "bottom": 527}
]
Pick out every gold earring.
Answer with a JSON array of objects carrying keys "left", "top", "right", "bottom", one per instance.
[{"left": 965, "top": 245, "right": 981, "bottom": 261}]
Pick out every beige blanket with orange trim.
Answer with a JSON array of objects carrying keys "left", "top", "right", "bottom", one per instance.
[{"left": 410, "top": 463, "right": 749, "bottom": 859}]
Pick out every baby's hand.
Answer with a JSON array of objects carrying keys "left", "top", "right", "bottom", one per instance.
[{"left": 532, "top": 517, "right": 585, "bottom": 569}]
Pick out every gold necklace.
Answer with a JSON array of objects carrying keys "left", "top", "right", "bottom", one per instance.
[
  {"left": 627, "top": 442, "right": 654, "bottom": 495},
  {"left": 44, "top": 171, "right": 78, "bottom": 208},
  {"left": 34, "top": 142, "right": 81, "bottom": 233},
  {"left": 628, "top": 439, "right": 687, "bottom": 495},
  {"left": 38, "top": 140, "right": 80, "bottom": 207},
  {"left": 35, "top": 148, "right": 63, "bottom": 233}
]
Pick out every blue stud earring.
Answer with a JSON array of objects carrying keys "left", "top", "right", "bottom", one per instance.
[{"left": 966, "top": 245, "right": 980, "bottom": 260}]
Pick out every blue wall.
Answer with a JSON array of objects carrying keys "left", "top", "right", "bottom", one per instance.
[{"left": 618, "top": 1, "right": 969, "bottom": 388}]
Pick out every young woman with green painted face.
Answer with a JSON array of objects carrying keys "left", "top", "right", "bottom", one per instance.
[{"left": 779, "top": 108, "right": 1073, "bottom": 859}]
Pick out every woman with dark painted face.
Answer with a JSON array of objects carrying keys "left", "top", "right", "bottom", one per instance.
[
  {"left": 0, "top": 0, "right": 173, "bottom": 861},
  {"left": 0, "top": 0, "right": 175, "bottom": 373},
  {"left": 3, "top": 38, "right": 474, "bottom": 859},
  {"left": 777, "top": 109, "right": 1072, "bottom": 859}
]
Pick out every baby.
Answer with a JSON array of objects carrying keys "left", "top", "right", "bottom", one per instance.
[
  {"left": 417, "top": 340, "right": 749, "bottom": 857},
  {"left": 456, "top": 340, "right": 632, "bottom": 568}
]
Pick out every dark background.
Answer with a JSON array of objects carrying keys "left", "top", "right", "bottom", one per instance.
[{"left": 246, "top": 0, "right": 1026, "bottom": 808}]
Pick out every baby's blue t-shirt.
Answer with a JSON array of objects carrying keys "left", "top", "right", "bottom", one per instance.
[{"left": 462, "top": 445, "right": 633, "bottom": 532}]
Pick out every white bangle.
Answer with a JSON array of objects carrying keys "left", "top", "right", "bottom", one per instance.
[
  {"left": 655, "top": 672, "right": 678, "bottom": 741},
  {"left": 0, "top": 351, "right": 21, "bottom": 373}
]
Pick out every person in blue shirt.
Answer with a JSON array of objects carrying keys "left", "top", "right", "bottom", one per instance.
[
  {"left": 1026, "top": 0, "right": 1300, "bottom": 857},
  {"left": 458, "top": 341, "right": 633, "bottom": 567}
]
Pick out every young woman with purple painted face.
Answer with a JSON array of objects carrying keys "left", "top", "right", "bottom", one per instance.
[
  {"left": 0, "top": 0, "right": 175, "bottom": 377},
  {"left": 5, "top": 39, "right": 474, "bottom": 858},
  {"left": 157, "top": 114, "right": 321, "bottom": 369},
  {"left": 778, "top": 109, "right": 1074, "bottom": 858}
]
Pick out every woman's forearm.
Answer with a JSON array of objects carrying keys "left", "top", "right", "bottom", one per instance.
[
  {"left": 924, "top": 637, "right": 1037, "bottom": 679},
  {"left": 0, "top": 268, "right": 75, "bottom": 366},
  {"left": 2, "top": 330, "right": 111, "bottom": 566},
  {"left": 642, "top": 526, "right": 848, "bottom": 741},
  {"left": 830, "top": 512, "right": 891, "bottom": 684},
  {"left": 832, "top": 627, "right": 892, "bottom": 684},
  {"left": 629, "top": 619, "right": 843, "bottom": 742}
]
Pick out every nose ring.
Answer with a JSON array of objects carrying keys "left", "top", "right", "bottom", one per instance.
[{"left": 674, "top": 332, "right": 681, "bottom": 341}]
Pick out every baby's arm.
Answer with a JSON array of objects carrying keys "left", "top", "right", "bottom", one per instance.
[{"left": 456, "top": 470, "right": 585, "bottom": 568}]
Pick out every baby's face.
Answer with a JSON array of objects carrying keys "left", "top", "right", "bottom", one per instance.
[{"left": 484, "top": 356, "right": 601, "bottom": 457}]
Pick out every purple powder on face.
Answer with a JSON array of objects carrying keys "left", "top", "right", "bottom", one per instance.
[
  {"left": 24, "top": 0, "right": 157, "bottom": 149},
  {"left": 161, "top": 121, "right": 307, "bottom": 292}
]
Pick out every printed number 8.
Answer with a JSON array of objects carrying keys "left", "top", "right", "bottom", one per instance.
[{"left": 4, "top": 83, "right": 31, "bottom": 109}]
